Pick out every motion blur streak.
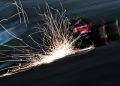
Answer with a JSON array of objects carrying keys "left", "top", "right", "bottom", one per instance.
[{"left": 0, "top": 25, "right": 26, "bottom": 45}]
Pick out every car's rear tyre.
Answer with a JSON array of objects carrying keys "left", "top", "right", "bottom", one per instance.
[{"left": 105, "top": 20, "right": 120, "bottom": 42}]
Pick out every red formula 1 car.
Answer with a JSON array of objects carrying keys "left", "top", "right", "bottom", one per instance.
[{"left": 69, "top": 17, "right": 93, "bottom": 48}]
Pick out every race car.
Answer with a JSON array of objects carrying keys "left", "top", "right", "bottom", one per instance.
[
  {"left": 69, "top": 17, "right": 93, "bottom": 48},
  {"left": 69, "top": 17, "right": 120, "bottom": 48}
]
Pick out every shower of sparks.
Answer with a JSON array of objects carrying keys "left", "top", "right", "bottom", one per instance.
[{"left": 0, "top": 1, "right": 94, "bottom": 77}]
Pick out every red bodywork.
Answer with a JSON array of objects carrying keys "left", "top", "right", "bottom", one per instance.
[
  {"left": 70, "top": 18, "right": 93, "bottom": 34},
  {"left": 73, "top": 23, "right": 92, "bottom": 34}
]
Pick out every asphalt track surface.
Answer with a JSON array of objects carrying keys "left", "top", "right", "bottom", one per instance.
[
  {"left": 0, "top": 0, "right": 120, "bottom": 86},
  {"left": 0, "top": 40, "right": 120, "bottom": 86}
]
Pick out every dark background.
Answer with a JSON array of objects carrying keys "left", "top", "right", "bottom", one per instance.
[{"left": 0, "top": 0, "right": 120, "bottom": 86}]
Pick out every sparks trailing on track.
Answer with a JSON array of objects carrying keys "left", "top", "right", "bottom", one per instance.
[{"left": 0, "top": 1, "right": 94, "bottom": 77}]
